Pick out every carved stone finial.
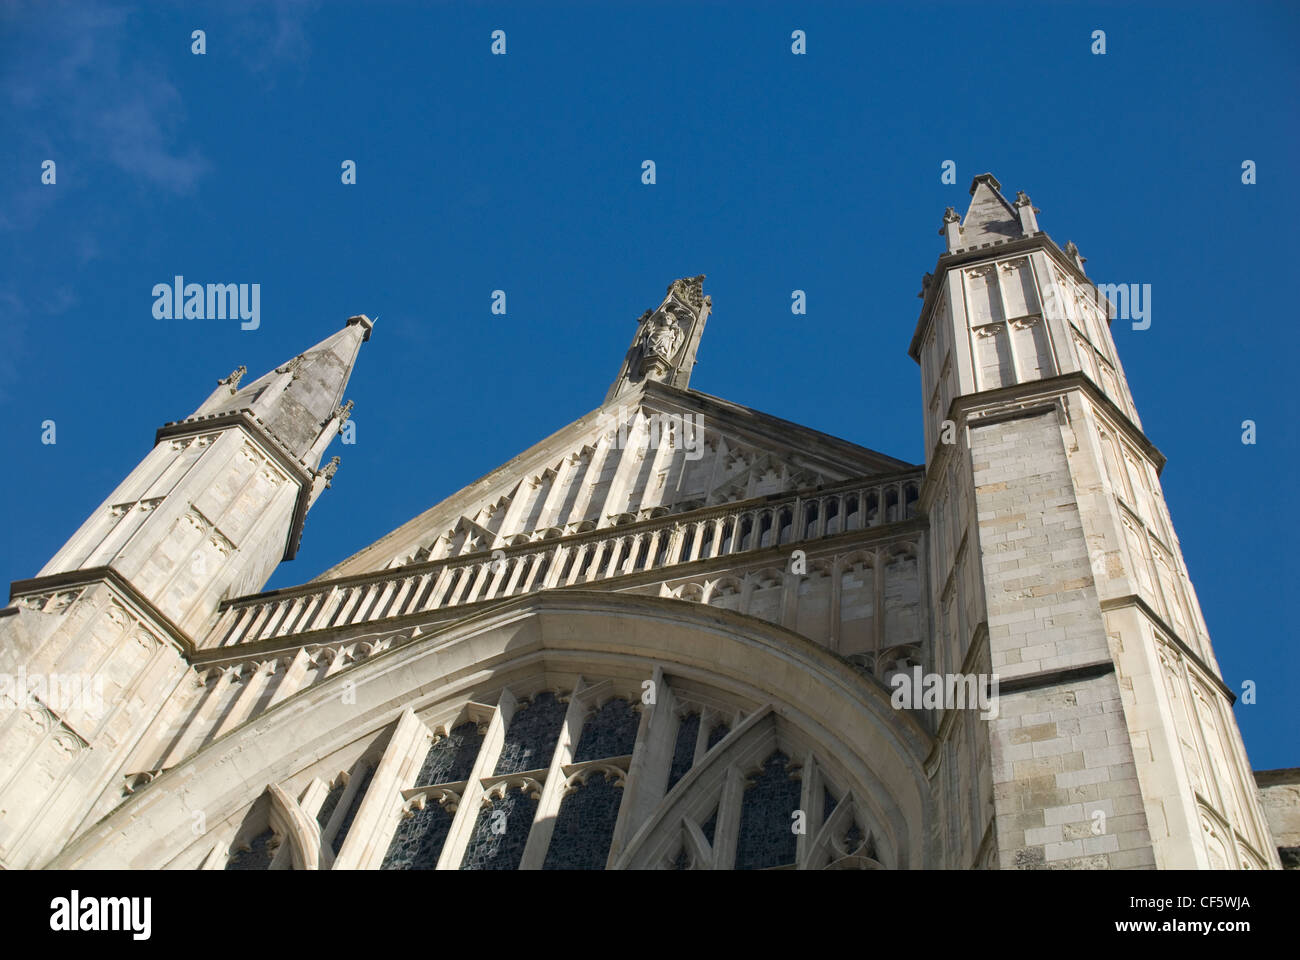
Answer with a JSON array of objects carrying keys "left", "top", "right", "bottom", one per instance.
[
  {"left": 319, "top": 456, "right": 340, "bottom": 483},
  {"left": 219, "top": 365, "right": 246, "bottom": 391},
  {"left": 1064, "top": 240, "right": 1087, "bottom": 271},
  {"left": 665, "top": 274, "right": 707, "bottom": 312},
  {"left": 940, "top": 207, "right": 964, "bottom": 252},
  {"left": 1014, "top": 191, "right": 1040, "bottom": 236},
  {"left": 917, "top": 272, "right": 934, "bottom": 300},
  {"left": 334, "top": 399, "right": 354, "bottom": 426},
  {"left": 607, "top": 275, "right": 711, "bottom": 402},
  {"left": 939, "top": 206, "right": 961, "bottom": 237},
  {"left": 275, "top": 355, "right": 304, "bottom": 378}
]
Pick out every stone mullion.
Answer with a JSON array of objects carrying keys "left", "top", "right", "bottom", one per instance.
[
  {"left": 829, "top": 555, "right": 843, "bottom": 654},
  {"left": 583, "top": 541, "right": 608, "bottom": 582},
  {"left": 524, "top": 551, "right": 551, "bottom": 591},
  {"left": 334, "top": 708, "right": 433, "bottom": 870},
  {"left": 260, "top": 600, "right": 293, "bottom": 639},
  {"left": 726, "top": 512, "right": 743, "bottom": 554},
  {"left": 503, "top": 554, "right": 530, "bottom": 595},
  {"left": 484, "top": 558, "right": 510, "bottom": 599},
  {"left": 425, "top": 566, "right": 457, "bottom": 609},
  {"left": 687, "top": 521, "right": 705, "bottom": 562},
  {"left": 564, "top": 544, "right": 590, "bottom": 585},
  {"left": 387, "top": 577, "right": 415, "bottom": 618},
  {"left": 709, "top": 519, "right": 725, "bottom": 556},
  {"left": 693, "top": 708, "right": 714, "bottom": 766},
  {"left": 538, "top": 545, "right": 565, "bottom": 588},
  {"left": 356, "top": 582, "right": 387, "bottom": 622},
  {"left": 873, "top": 546, "right": 885, "bottom": 668},
  {"left": 297, "top": 778, "right": 331, "bottom": 823},
  {"left": 711, "top": 765, "right": 745, "bottom": 869},
  {"left": 643, "top": 530, "right": 663, "bottom": 572},
  {"left": 813, "top": 497, "right": 828, "bottom": 538},
  {"left": 437, "top": 691, "right": 516, "bottom": 869},
  {"left": 241, "top": 603, "right": 276, "bottom": 645},
  {"left": 291, "top": 594, "right": 322, "bottom": 634},
  {"left": 403, "top": 572, "right": 433, "bottom": 613},
  {"left": 320, "top": 756, "right": 370, "bottom": 853},
  {"left": 332, "top": 586, "right": 363, "bottom": 627},
  {"left": 609, "top": 667, "right": 674, "bottom": 864},
  {"left": 449, "top": 565, "right": 477, "bottom": 605},
  {"left": 603, "top": 538, "right": 626, "bottom": 578},
  {"left": 305, "top": 586, "right": 342, "bottom": 631},
  {"left": 795, "top": 752, "right": 818, "bottom": 869},
  {"left": 518, "top": 687, "right": 590, "bottom": 869},
  {"left": 273, "top": 597, "right": 306, "bottom": 637},
  {"left": 665, "top": 525, "right": 686, "bottom": 565},
  {"left": 780, "top": 567, "right": 799, "bottom": 630},
  {"left": 627, "top": 533, "right": 647, "bottom": 574},
  {"left": 210, "top": 606, "right": 243, "bottom": 646}
]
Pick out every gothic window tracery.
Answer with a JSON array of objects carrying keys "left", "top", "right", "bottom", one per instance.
[{"left": 273, "top": 671, "right": 902, "bottom": 871}]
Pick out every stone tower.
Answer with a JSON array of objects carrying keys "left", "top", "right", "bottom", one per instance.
[
  {"left": 912, "top": 174, "right": 1277, "bottom": 869},
  {"left": 0, "top": 315, "right": 370, "bottom": 869}
]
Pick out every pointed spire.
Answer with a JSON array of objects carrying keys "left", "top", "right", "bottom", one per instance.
[
  {"left": 176, "top": 316, "right": 372, "bottom": 469},
  {"left": 958, "top": 173, "right": 1022, "bottom": 247}
]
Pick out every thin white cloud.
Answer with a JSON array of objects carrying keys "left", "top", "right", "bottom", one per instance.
[{"left": 2, "top": 1, "right": 208, "bottom": 197}]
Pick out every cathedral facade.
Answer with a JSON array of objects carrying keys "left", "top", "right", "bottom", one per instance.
[{"left": 0, "top": 175, "right": 1285, "bottom": 870}]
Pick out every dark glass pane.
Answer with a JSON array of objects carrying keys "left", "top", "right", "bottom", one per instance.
[
  {"left": 573, "top": 698, "right": 639, "bottom": 762},
  {"left": 461, "top": 785, "right": 539, "bottom": 870},
  {"left": 735, "top": 752, "right": 801, "bottom": 870},
  {"left": 495, "top": 693, "right": 566, "bottom": 775},
  {"left": 706, "top": 721, "right": 730, "bottom": 750},
  {"left": 226, "top": 829, "right": 275, "bottom": 870},
  {"left": 542, "top": 772, "right": 624, "bottom": 870},
  {"left": 666, "top": 713, "right": 700, "bottom": 791},
  {"left": 417, "top": 720, "right": 484, "bottom": 785},
  {"left": 381, "top": 802, "right": 453, "bottom": 870}
]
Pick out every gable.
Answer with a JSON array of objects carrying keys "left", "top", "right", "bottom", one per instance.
[{"left": 315, "top": 382, "right": 913, "bottom": 580}]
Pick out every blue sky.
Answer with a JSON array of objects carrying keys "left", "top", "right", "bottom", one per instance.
[{"left": 2, "top": 1, "right": 1296, "bottom": 768}]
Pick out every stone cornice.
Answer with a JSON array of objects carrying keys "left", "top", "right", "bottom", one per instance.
[
  {"left": 925, "top": 371, "right": 1166, "bottom": 481},
  {"left": 8, "top": 566, "right": 194, "bottom": 656},
  {"left": 645, "top": 381, "right": 917, "bottom": 474},
  {"left": 1099, "top": 593, "right": 1235, "bottom": 703}
]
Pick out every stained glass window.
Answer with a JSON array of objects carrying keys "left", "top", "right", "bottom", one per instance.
[{"left": 735, "top": 752, "right": 800, "bottom": 870}]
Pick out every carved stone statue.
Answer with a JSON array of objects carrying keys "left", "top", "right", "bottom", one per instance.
[{"left": 642, "top": 308, "right": 683, "bottom": 361}]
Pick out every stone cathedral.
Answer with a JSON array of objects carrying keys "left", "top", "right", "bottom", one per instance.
[{"left": 1, "top": 174, "right": 1290, "bottom": 871}]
